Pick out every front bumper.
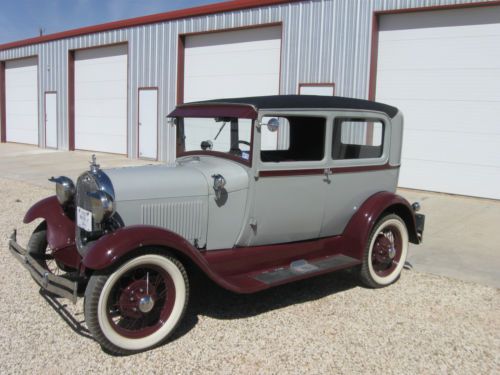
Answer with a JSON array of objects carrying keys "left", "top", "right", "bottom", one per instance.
[{"left": 8, "top": 230, "right": 78, "bottom": 303}]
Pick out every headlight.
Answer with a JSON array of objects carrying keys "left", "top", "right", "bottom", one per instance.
[
  {"left": 49, "top": 176, "right": 75, "bottom": 205},
  {"left": 87, "top": 191, "right": 115, "bottom": 223}
]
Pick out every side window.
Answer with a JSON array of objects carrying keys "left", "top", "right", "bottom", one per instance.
[
  {"left": 332, "top": 118, "right": 384, "bottom": 160},
  {"left": 261, "top": 116, "right": 326, "bottom": 162}
]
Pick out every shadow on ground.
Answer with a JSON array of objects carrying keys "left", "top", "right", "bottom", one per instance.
[{"left": 39, "top": 268, "right": 360, "bottom": 353}]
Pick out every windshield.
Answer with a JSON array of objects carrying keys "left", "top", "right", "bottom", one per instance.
[{"left": 176, "top": 117, "right": 253, "bottom": 162}]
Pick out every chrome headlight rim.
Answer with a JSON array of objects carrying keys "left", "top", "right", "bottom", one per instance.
[
  {"left": 49, "top": 176, "right": 76, "bottom": 206},
  {"left": 87, "top": 190, "right": 115, "bottom": 224}
]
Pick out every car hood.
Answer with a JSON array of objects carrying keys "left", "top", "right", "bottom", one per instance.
[{"left": 104, "top": 156, "right": 249, "bottom": 202}]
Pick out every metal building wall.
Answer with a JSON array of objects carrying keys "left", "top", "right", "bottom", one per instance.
[{"left": 0, "top": 0, "right": 493, "bottom": 161}]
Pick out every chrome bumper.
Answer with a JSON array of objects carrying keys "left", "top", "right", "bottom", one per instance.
[{"left": 8, "top": 230, "right": 78, "bottom": 303}]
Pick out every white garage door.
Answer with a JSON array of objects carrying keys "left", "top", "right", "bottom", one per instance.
[
  {"left": 376, "top": 7, "right": 500, "bottom": 199},
  {"left": 5, "top": 57, "right": 38, "bottom": 145},
  {"left": 183, "top": 26, "right": 281, "bottom": 151},
  {"left": 75, "top": 44, "right": 127, "bottom": 154}
]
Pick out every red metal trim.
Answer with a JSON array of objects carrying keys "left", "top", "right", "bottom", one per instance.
[
  {"left": 137, "top": 87, "right": 159, "bottom": 160},
  {"left": 177, "top": 35, "right": 185, "bottom": 105},
  {"left": 44, "top": 91, "right": 58, "bottom": 149},
  {"left": 368, "top": 13, "right": 379, "bottom": 101},
  {"left": 68, "top": 51, "right": 75, "bottom": 150},
  {"left": 0, "top": 61, "right": 5, "bottom": 143},
  {"left": 368, "top": 0, "right": 500, "bottom": 100},
  {"left": 258, "top": 164, "right": 398, "bottom": 177},
  {"left": 170, "top": 104, "right": 257, "bottom": 119},
  {"left": 259, "top": 168, "right": 324, "bottom": 177},
  {"left": 298, "top": 83, "right": 336, "bottom": 95},
  {"left": 178, "top": 150, "right": 252, "bottom": 167},
  {"left": 0, "top": 0, "right": 293, "bottom": 51}
]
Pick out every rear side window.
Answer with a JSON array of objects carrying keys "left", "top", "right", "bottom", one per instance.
[{"left": 332, "top": 118, "right": 384, "bottom": 160}]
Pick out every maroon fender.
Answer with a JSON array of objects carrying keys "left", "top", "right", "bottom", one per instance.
[
  {"left": 23, "top": 196, "right": 80, "bottom": 269},
  {"left": 340, "top": 191, "right": 419, "bottom": 259},
  {"left": 82, "top": 225, "right": 239, "bottom": 292}
]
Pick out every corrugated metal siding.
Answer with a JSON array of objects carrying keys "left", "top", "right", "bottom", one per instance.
[{"left": 0, "top": 0, "right": 495, "bottom": 161}]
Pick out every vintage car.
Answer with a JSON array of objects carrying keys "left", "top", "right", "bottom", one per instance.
[{"left": 9, "top": 95, "right": 424, "bottom": 354}]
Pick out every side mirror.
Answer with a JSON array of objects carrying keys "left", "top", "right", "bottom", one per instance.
[{"left": 266, "top": 117, "right": 279, "bottom": 132}]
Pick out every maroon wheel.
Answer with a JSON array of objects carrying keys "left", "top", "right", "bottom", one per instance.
[
  {"left": 85, "top": 253, "right": 189, "bottom": 354},
  {"left": 360, "top": 214, "right": 409, "bottom": 288}
]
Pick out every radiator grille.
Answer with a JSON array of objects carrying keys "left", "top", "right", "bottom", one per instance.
[{"left": 141, "top": 201, "right": 205, "bottom": 244}]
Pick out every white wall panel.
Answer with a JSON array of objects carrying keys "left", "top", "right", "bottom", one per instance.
[
  {"left": 5, "top": 57, "right": 38, "bottom": 144},
  {"left": 75, "top": 44, "right": 127, "bottom": 154},
  {"left": 376, "top": 6, "right": 500, "bottom": 199}
]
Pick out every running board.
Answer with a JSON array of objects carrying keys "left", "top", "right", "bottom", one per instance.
[{"left": 253, "top": 254, "right": 358, "bottom": 285}]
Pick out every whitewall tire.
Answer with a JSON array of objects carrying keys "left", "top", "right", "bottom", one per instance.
[
  {"left": 84, "top": 253, "right": 189, "bottom": 355},
  {"left": 360, "top": 214, "right": 409, "bottom": 288}
]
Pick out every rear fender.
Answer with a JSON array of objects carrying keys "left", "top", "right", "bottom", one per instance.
[
  {"left": 82, "top": 225, "right": 237, "bottom": 291},
  {"left": 341, "top": 191, "right": 419, "bottom": 259},
  {"left": 24, "top": 196, "right": 77, "bottom": 251}
]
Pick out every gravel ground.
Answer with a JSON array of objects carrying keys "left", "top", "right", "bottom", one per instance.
[{"left": 0, "top": 177, "right": 498, "bottom": 375}]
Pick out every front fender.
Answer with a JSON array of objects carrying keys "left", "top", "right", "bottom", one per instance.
[
  {"left": 341, "top": 191, "right": 419, "bottom": 259},
  {"left": 23, "top": 196, "right": 76, "bottom": 251},
  {"left": 82, "top": 225, "right": 238, "bottom": 292}
]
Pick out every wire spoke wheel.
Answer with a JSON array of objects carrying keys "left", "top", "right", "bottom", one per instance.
[
  {"left": 360, "top": 214, "right": 409, "bottom": 288},
  {"left": 84, "top": 253, "right": 189, "bottom": 355}
]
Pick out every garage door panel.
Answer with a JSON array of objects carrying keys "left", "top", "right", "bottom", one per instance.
[
  {"left": 378, "top": 35, "right": 500, "bottom": 70},
  {"left": 380, "top": 99, "right": 500, "bottom": 134},
  {"left": 402, "top": 130, "right": 500, "bottom": 166},
  {"left": 75, "top": 45, "right": 127, "bottom": 154},
  {"left": 377, "top": 7, "right": 500, "bottom": 199},
  {"left": 377, "top": 69, "right": 500, "bottom": 101},
  {"left": 75, "top": 81, "right": 127, "bottom": 100},
  {"left": 185, "top": 74, "right": 279, "bottom": 102},
  {"left": 186, "top": 50, "right": 279, "bottom": 77},
  {"left": 399, "top": 159, "right": 500, "bottom": 200},
  {"left": 75, "top": 63, "right": 127, "bottom": 82},
  {"left": 6, "top": 100, "right": 38, "bottom": 116},
  {"left": 75, "top": 99, "right": 126, "bottom": 118},
  {"left": 75, "top": 132, "right": 126, "bottom": 152},
  {"left": 76, "top": 117, "right": 126, "bottom": 136}
]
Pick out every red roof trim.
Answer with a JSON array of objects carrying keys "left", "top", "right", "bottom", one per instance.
[
  {"left": 0, "top": 0, "right": 294, "bottom": 51},
  {"left": 169, "top": 104, "right": 257, "bottom": 119}
]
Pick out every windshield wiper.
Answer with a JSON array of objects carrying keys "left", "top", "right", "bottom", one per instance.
[{"left": 214, "top": 122, "right": 227, "bottom": 140}]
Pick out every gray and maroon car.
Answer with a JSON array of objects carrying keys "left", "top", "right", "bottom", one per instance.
[{"left": 9, "top": 95, "right": 424, "bottom": 354}]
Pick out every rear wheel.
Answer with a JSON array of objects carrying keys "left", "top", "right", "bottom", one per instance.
[
  {"left": 84, "top": 253, "right": 189, "bottom": 355},
  {"left": 360, "top": 214, "right": 409, "bottom": 288}
]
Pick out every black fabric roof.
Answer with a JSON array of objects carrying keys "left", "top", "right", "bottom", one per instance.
[{"left": 183, "top": 95, "right": 399, "bottom": 118}]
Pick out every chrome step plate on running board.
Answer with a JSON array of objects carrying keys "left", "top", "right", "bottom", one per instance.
[{"left": 253, "top": 254, "right": 358, "bottom": 285}]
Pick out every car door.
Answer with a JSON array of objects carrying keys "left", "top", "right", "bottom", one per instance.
[
  {"left": 320, "top": 111, "right": 396, "bottom": 237},
  {"left": 244, "top": 112, "right": 330, "bottom": 246}
]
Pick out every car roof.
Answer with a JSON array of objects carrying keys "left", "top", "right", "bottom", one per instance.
[{"left": 179, "top": 95, "right": 399, "bottom": 118}]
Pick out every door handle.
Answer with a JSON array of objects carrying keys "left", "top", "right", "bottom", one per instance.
[{"left": 323, "top": 168, "right": 333, "bottom": 184}]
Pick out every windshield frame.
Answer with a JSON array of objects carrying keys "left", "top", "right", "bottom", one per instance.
[{"left": 175, "top": 116, "right": 255, "bottom": 168}]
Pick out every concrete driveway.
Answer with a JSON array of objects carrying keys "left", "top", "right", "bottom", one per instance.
[{"left": 1, "top": 143, "right": 499, "bottom": 288}]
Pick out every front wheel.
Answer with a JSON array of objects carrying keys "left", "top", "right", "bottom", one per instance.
[
  {"left": 360, "top": 214, "right": 409, "bottom": 288},
  {"left": 84, "top": 253, "right": 189, "bottom": 355}
]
